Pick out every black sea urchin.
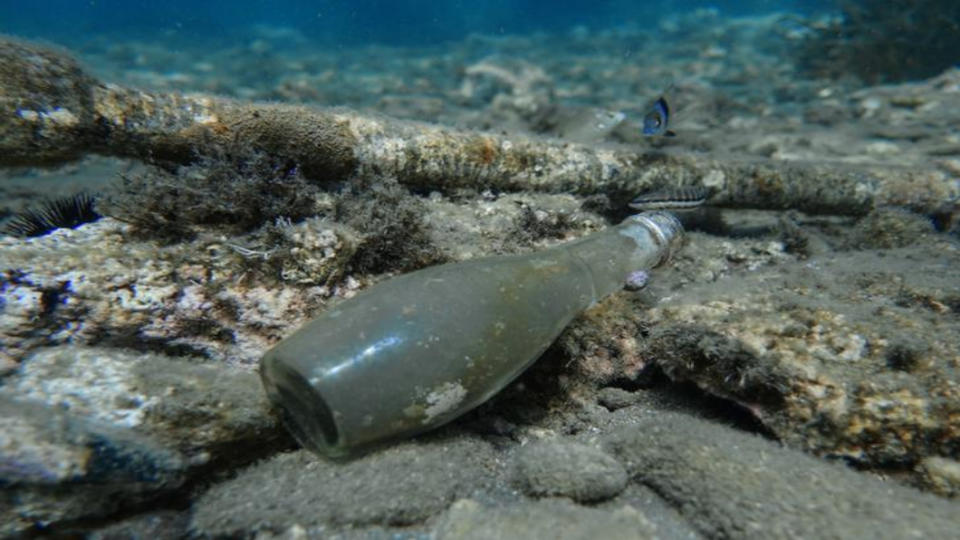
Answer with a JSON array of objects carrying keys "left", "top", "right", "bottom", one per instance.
[{"left": 3, "top": 192, "right": 101, "bottom": 238}]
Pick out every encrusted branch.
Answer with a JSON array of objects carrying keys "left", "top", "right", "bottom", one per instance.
[{"left": 1, "top": 37, "right": 955, "bottom": 216}]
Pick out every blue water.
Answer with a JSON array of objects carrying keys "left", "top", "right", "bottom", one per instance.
[{"left": 1, "top": 0, "right": 828, "bottom": 46}]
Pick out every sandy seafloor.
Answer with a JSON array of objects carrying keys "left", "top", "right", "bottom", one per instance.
[{"left": 1, "top": 9, "right": 960, "bottom": 538}]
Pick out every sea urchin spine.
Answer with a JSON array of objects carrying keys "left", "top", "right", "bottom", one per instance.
[{"left": 3, "top": 192, "right": 101, "bottom": 238}]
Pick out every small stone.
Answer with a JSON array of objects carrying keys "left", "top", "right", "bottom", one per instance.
[
  {"left": 916, "top": 456, "right": 960, "bottom": 498},
  {"left": 847, "top": 207, "right": 934, "bottom": 249},
  {"left": 597, "top": 387, "right": 638, "bottom": 411},
  {"left": 433, "top": 498, "right": 658, "bottom": 540},
  {"left": 624, "top": 270, "right": 649, "bottom": 291},
  {"left": 513, "top": 440, "right": 627, "bottom": 502},
  {"left": 865, "top": 141, "right": 900, "bottom": 155}
]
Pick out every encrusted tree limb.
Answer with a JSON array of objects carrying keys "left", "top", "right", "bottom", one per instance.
[{"left": 1, "top": 37, "right": 956, "bottom": 216}]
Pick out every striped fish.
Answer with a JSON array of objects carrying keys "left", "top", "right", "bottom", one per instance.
[{"left": 628, "top": 186, "right": 708, "bottom": 211}]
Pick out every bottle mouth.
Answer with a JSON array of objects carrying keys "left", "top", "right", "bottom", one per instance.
[{"left": 260, "top": 358, "right": 343, "bottom": 458}]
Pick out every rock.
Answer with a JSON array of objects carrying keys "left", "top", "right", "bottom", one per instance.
[
  {"left": 603, "top": 484, "right": 703, "bottom": 540},
  {"left": 0, "top": 396, "right": 185, "bottom": 537},
  {"left": 89, "top": 510, "right": 191, "bottom": 540},
  {"left": 596, "top": 387, "right": 638, "bottom": 411},
  {"left": 0, "top": 345, "right": 284, "bottom": 535},
  {"left": 2, "top": 346, "right": 281, "bottom": 457},
  {"left": 433, "top": 498, "right": 659, "bottom": 540},
  {"left": 846, "top": 207, "right": 935, "bottom": 250},
  {"left": 512, "top": 440, "right": 627, "bottom": 502},
  {"left": 641, "top": 244, "right": 960, "bottom": 471},
  {"left": 0, "top": 219, "right": 336, "bottom": 366},
  {"left": 916, "top": 456, "right": 960, "bottom": 499},
  {"left": 0, "top": 37, "right": 97, "bottom": 166},
  {"left": 191, "top": 437, "right": 503, "bottom": 536},
  {"left": 604, "top": 412, "right": 960, "bottom": 539}
]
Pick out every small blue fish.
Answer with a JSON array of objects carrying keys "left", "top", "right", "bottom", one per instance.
[{"left": 642, "top": 96, "right": 676, "bottom": 137}]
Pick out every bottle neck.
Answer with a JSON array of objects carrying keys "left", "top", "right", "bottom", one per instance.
[{"left": 558, "top": 211, "right": 683, "bottom": 301}]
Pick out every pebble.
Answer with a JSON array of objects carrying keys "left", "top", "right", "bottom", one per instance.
[
  {"left": 512, "top": 440, "right": 627, "bottom": 502},
  {"left": 597, "top": 387, "right": 638, "bottom": 411}
]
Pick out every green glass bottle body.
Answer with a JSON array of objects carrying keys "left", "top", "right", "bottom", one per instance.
[{"left": 260, "top": 212, "right": 682, "bottom": 458}]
